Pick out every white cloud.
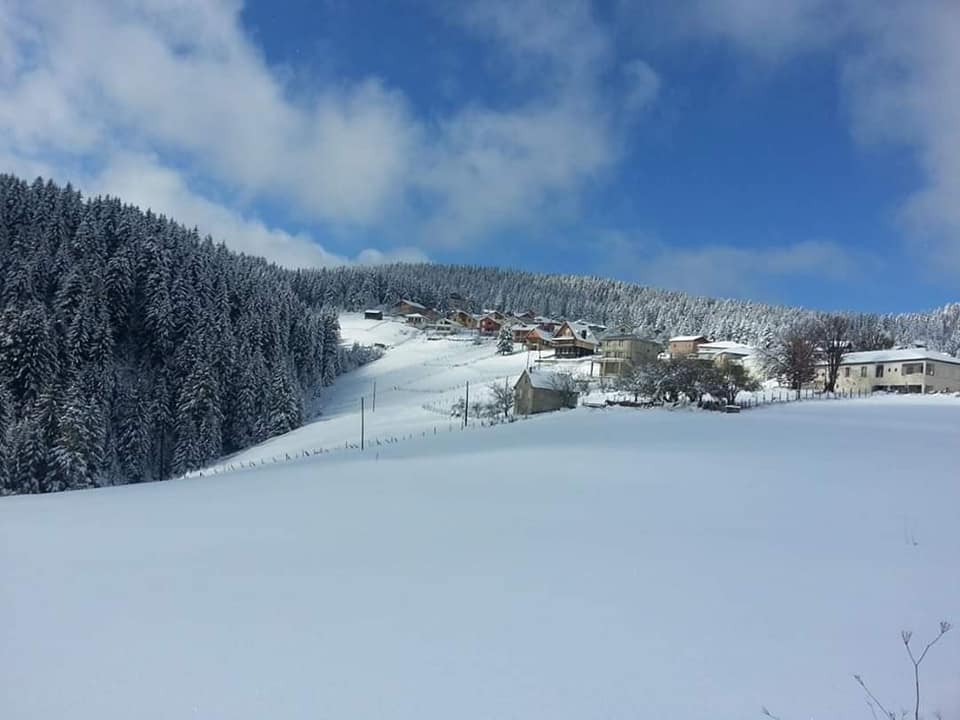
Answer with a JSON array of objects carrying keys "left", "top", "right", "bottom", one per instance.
[
  {"left": 672, "top": 0, "right": 960, "bottom": 275},
  {"left": 621, "top": 60, "right": 661, "bottom": 113},
  {"left": 92, "top": 152, "right": 348, "bottom": 268},
  {"left": 594, "top": 231, "right": 865, "bottom": 300},
  {"left": 0, "top": 0, "right": 657, "bottom": 260}
]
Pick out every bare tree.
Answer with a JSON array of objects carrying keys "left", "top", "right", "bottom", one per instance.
[
  {"left": 762, "top": 322, "right": 818, "bottom": 398},
  {"left": 816, "top": 314, "right": 850, "bottom": 392},
  {"left": 854, "top": 621, "right": 952, "bottom": 720},
  {"left": 551, "top": 372, "right": 584, "bottom": 408},
  {"left": 487, "top": 380, "right": 514, "bottom": 421}
]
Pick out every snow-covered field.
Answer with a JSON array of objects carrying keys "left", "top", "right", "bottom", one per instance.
[
  {"left": 2, "top": 316, "right": 959, "bottom": 719},
  {"left": 208, "top": 313, "right": 594, "bottom": 471}
]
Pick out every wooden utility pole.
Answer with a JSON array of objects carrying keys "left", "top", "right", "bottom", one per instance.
[
  {"left": 372, "top": 381, "right": 376, "bottom": 412},
  {"left": 464, "top": 381, "right": 469, "bottom": 428},
  {"left": 361, "top": 396, "right": 365, "bottom": 451}
]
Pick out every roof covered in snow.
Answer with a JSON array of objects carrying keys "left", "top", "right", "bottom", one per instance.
[
  {"left": 832, "top": 348, "right": 960, "bottom": 366},
  {"left": 519, "top": 369, "right": 571, "bottom": 391},
  {"left": 697, "top": 341, "right": 755, "bottom": 356},
  {"left": 396, "top": 299, "right": 426, "bottom": 310},
  {"left": 669, "top": 334, "right": 708, "bottom": 343}
]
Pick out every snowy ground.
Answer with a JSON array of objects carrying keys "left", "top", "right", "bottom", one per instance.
[
  {"left": 208, "top": 313, "right": 595, "bottom": 471},
  {"left": 2, "top": 393, "right": 959, "bottom": 720}
]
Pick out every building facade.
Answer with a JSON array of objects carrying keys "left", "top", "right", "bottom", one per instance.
[
  {"left": 551, "top": 321, "right": 599, "bottom": 358},
  {"left": 513, "top": 369, "right": 578, "bottom": 415},
  {"left": 815, "top": 348, "right": 960, "bottom": 393},
  {"left": 668, "top": 335, "right": 709, "bottom": 358},
  {"left": 598, "top": 332, "right": 662, "bottom": 377}
]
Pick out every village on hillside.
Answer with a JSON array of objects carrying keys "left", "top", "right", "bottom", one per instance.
[{"left": 363, "top": 298, "right": 960, "bottom": 417}]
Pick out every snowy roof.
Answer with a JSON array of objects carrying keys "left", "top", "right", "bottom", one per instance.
[
  {"left": 520, "top": 369, "right": 570, "bottom": 391},
  {"left": 669, "top": 334, "right": 708, "bottom": 343},
  {"left": 559, "top": 321, "right": 599, "bottom": 346},
  {"left": 697, "top": 341, "right": 755, "bottom": 357},
  {"left": 396, "top": 299, "right": 426, "bottom": 309},
  {"left": 601, "top": 330, "right": 660, "bottom": 343},
  {"left": 405, "top": 313, "right": 427, "bottom": 319},
  {"left": 829, "top": 348, "right": 960, "bottom": 366},
  {"left": 528, "top": 328, "right": 554, "bottom": 340},
  {"left": 512, "top": 324, "right": 537, "bottom": 332}
]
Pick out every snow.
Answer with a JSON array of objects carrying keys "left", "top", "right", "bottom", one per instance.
[
  {"left": 832, "top": 347, "right": 960, "bottom": 366},
  {"left": 2, "top": 316, "right": 959, "bottom": 720},
  {"left": 211, "top": 313, "right": 543, "bottom": 468},
  {"left": 668, "top": 334, "right": 708, "bottom": 342},
  {"left": 522, "top": 367, "right": 569, "bottom": 390}
]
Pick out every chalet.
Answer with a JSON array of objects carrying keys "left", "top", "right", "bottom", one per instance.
[
  {"left": 598, "top": 331, "right": 662, "bottom": 377},
  {"left": 814, "top": 348, "right": 960, "bottom": 394},
  {"left": 363, "top": 309, "right": 383, "bottom": 321},
  {"left": 449, "top": 309, "right": 478, "bottom": 329},
  {"left": 552, "top": 321, "right": 599, "bottom": 359},
  {"left": 524, "top": 327, "right": 554, "bottom": 351},
  {"left": 668, "top": 334, "right": 709, "bottom": 358},
  {"left": 426, "top": 318, "right": 460, "bottom": 335},
  {"left": 513, "top": 310, "right": 537, "bottom": 321},
  {"left": 575, "top": 319, "right": 608, "bottom": 334},
  {"left": 482, "top": 309, "right": 506, "bottom": 322},
  {"left": 405, "top": 313, "right": 428, "bottom": 327},
  {"left": 391, "top": 299, "right": 427, "bottom": 316},
  {"left": 694, "top": 341, "right": 755, "bottom": 368},
  {"left": 535, "top": 317, "right": 561, "bottom": 333},
  {"left": 513, "top": 369, "right": 578, "bottom": 415},
  {"left": 511, "top": 324, "right": 537, "bottom": 344},
  {"left": 478, "top": 315, "right": 503, "bottom": 334}
]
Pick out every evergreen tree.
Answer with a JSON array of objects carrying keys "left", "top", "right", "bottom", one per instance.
[{"left": 496, "top": 326, "right": 514, "bottom": 354}]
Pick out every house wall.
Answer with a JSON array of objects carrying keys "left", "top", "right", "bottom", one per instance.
[
  {"left": 513, "top": 376, "right": 573, "bottom": 415},
  {"left": 668, "top": 339, "right": 704, "bottom": 357},
  {"left": 818, "top": 360, "right": 960, "bottom": 393},
  {"left": 600, "top": 338, "right": 661, "bottom": 376}
]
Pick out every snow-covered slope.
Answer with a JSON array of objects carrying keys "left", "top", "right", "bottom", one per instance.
[
  {"left": 2, "top": 395, "right": 959, "bottom": 720},
  {"left": 209, "top": 313, "right": 594, "bottom": 470}
]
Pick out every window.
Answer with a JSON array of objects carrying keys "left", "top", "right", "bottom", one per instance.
[
  {"left": 927, "top": 363, "right": 935, "bottom": 376},
  {"left": 875, "top": 365, "right": 884, "bottom": 378},
  {"left": 860, "top": 366, "right": 867, "bottom": 377},
  {"left": 844, "top": 367, "right": 851, "bottom": 377},
  {"left": 903, "top": 363, "right": 923, "bottom": 375}
]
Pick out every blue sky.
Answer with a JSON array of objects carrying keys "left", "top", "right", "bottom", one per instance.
[{"left": 2, "top": 1, "right": 959, "bottom": 312}]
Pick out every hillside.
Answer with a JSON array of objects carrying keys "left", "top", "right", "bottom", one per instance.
[
  {"left": 0, "top": 175, "right": 347, "bottom": 494},
  {"left": 292, "top": 264, "right": 960, "bottom": 354},
  {"left": 3, "top": 395, "right": 958, "bottom": 720}
]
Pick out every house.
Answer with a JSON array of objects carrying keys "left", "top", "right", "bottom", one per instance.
[
  {"left": 405, "top": 313, "right": 428, "bottom": 328},
  {"left": 814, "top": 348, "right": 960, "bottom": 394},
  {"left": 426, "top": 318, "right": 460, "bottom": 335},
  {"left": 524, "top": 327, "right": 554, "bottom": 351},
  {"left": 478, "top": 315, "right": 503, "bottom": 334},
  {"left": 575, "top": 319, "right": 608, "bottom": 334},
  {"left": 694, "top": 341, "right": 755, "bottom": 368},
  {"left": 363, "top": 309, "right": 383, "bottom": 321},
  {"left": 482, "top": 309, "right": 506, "bottom": 322},
  {"left": 513, "top": 368, "right": 578, "bottom": 415},
  {"left": 391, "top": 299, "right": 427, "bottom": 316},
  {"left": 513, "top": 310, "right": 537, "bottom": 321},
  {"left": 449, "top": 309, "right": 478, "bottom": 329},
  {"left": 511, "top": 324, "right": 537, "bottom": 344},
  {"left": 534, "top": 317, "right": 561, "bottom": 333},
  {"left": 551, "top": 321, "right": 599, "bottom": 358},
  {"left": 668, "top": 334, "right": 709, "bottom": 358},
  {"left": 598, "top": 331, "right": 662, "bottom": 377}
]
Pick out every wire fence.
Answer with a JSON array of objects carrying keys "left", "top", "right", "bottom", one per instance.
[{"left": 736, "top": 386, "right": 873, "bottom": 410}]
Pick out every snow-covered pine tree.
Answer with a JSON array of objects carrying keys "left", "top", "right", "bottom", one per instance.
[{"left": 496, "top": 325, "right": 514, "bottom": 354}]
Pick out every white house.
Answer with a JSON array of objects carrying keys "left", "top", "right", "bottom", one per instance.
[{"left": 816, "top": 347, "right": 960, "bottom": 394}]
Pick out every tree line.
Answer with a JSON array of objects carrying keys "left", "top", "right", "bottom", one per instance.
[
  {"left": 289, "top": 265, "right": 960, "bottom": 355},
  {"left": 0, "top": 175, "right": 354, "bottom": 495}
]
